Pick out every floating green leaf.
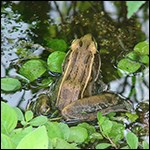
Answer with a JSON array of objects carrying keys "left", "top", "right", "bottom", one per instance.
[
  {"left": 117, "top": 58, "right": 141, "bottom": 76},
  {"left": 97, "top": 112, "right": 105, "bottom": 125},
  {"left": 78, "top": 122, "right": 96, "bottom": 135},
  {"left": 126, "top": 51, "right": 149, "bottom": 64},
  {"left": 1, "top": 77, "right": 21, "bottom": 92},
  {"left": 52, "top": 138, "right": 78, "bottom": 149},
  {"left": 57, "top": 123, "right": 70, "bottom": 140},
  {"left": 13, "top": 107, "right": 24, "bottom": 121},
  {"left": 16, "top": 126, "right": 48, "bottom": 149},
  {"left": 45, "top": 122, "right": 63, "bottom": 139},
  {"left": 19, "top": 59, "right": 47, "bottom": 82},
  {"left": 134, "top": 41, "right": 149, "bottom": 55},
  {"left": 1, "top": 133, "right": 15, "bottom": 149},
  {"left": 90, "top": 132, "right": 103, "bottom": 140},
  {"left": 40, "top": 77, "right": 53, "bottom": 87},
  {"left": 126, "top": 132, "right": 138, "bottom": 149},
  {"left": 10, "top": 126, "right": 33, "bottom": 147},
  {"left": 25, "top": 110, "right": 33, "bottom": 122},
  {"left": 126, "top": 1, "right": 146, "bottom": 18},
  {"left": 68, "top": 126, "right": 88, "bottom": 143},
  {"left": 1, "top": 102, "right": 18, "bottom": 134},
  {"left": 47, "top": 39, "right": 68, "bottom": 52},
  {"left": 96, "top": 143, "right": 111, "bottom": 149},
  {"left": 108, "top": 121, "right": 125, "bottom": 143},
  {"left": 101, "top": 119, "right": 113, "bottom": 134},
  {"left": 29, "top": 116, "right": 48, "bottom": 126},
  {"left": 139, "top": 55, "right": 149, "bottom": 64},
  {"left": 126, "top": 51, "right": 140, "bottom": 61},
  {"left": 47, "top": 51, "right": 66, "bottom": 73},
  {"left": 125, "top": 112, "right": 139, "bottom": 122},
  {"left": 142, "top": 140, "right": 149, "bottom": 149}
]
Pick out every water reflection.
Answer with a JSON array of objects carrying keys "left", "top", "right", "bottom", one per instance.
[{"left": 109, "top": 67, "right": 149, "bottom": 103}]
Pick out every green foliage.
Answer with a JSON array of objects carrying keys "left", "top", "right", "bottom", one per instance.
[
  {"left": 117, "top": 58, "right": 141, "bottom": 75},
  {"left": 25, "top": 110, "right": 33, "bottom": 122},
  {"left": 19, "top": 59, "right": 47, "bottom": 82},
  {"left": 117, "top": 41, "right": 149, "bottom": 77},
  {"left": 29, "top": 116, "right": 48, "bottom": 126},
  {"left": 47, "top": 51, "right": 66, "bottom": 73},
  {"left": 16, "top": 126, "right": 48, "bottom": 149},
  {"left": 1, "top": 102, "right": 149, "bottom": 149},
  {"left": 47, "top": 39, "right": 68, "bottom": 52},
  {"left": 142, "top": 141, "right": 149, "bottom": 149},
  {"left": 1, "top": 101, "right": 18, "bottom": 135},
  {"left": 13, "top": 107, "right": 24, "bottom": 121},
  {"left": 134, "top": 41, "right": 149, "bottom": 55},
  {"left": 126, "top": 1, "right": 146, "bottom": 18},
  {"left": 68, "top": 126, "right": 88, "bottom": 143},
  {"left": 96, "top": 143, "right": 111, "bottom": 149},
  {"left": 52, "top": 138, "right": 78, "bottom": 149},
  {"left": 126, "top": 132, "right": 138, "bottom": 149},
  {"left": 37, "top": 77, "right": 53, "bottom": 88},
  {"left": 97, "top": 112, "right": 125, "bottom": 147},
  {"left": 125, "top": 112, "right": 139, "bottom": 122},
  {"left": 1, "top": 133, "right": 15, "bottom": 149},
  {"left": 1, "top": 77, "right": 21, "bottom": 92}
]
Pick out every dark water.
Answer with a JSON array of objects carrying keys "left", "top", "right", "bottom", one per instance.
[{"left": 1, "top": 1, "right": 149, "bottom": 115}]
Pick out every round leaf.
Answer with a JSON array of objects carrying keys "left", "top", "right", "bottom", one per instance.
[
  {"left": 19, "top": 59, "right": 47, "bottom": 82},
  {"left": 16, "top": 126, "right": 48, "bottom": 149},
  {"left": 139, "top": 55, "right": 149, "bottom": 64},
  {"left": 57, "top": 123, "right": 70, "bottom": 140},
  {"left": 13, "top": 107, "right": 24, "bottom": 121},
  {"left": 78, "top": 122, "right": 96, "bottom": 135},
  {"left": 45, "top": 122, "right": 63, "bottom": 139},
  {"left": 68, "top": 126, "right": 88, "bottom": 143},
  {"left": 101, "top": 119, "right": 113, "bottom": 134},
  {"left": 126, "top": 132, "right": 138, "bottom": 149},
  {"left": 142, "top": 141, "right": 149, "bottom": 149},
  {"left": 96, "top": 143, "right": 111, "bottom": 149},
  {"left": 117, "top": 58, "right": 141, "bottom": 76},
  {"left": 25, "top": 110, "right": 33, "bottom": 122},
  {"left": 10, "top": 126, "right": 33, "bottom": 146},
  {"left": 47, "top": 51, "right": 66, "bottom": 73},
  {"left": 1, "top": 102, "right": 18, "bottom": 134},
  {"left": 134, "top": 41, "right": 149, "bottom": 55},
  {"left": 29, "top": 116, "right": 48, "bottom": 126},
  {"left": 52, "top": 138, "right": 78, "bottom": 149},
  {"left": 1, "top": 133, "right": 15, "bottom": 149},
  {"left": 126, "top": 51, "right": 139, "bottom": 61},
  {"left": 1, "top": 77, "right": 21, "bottom": 92},
  {"left": 108, "top": 121, "right": 125, "bottom": 143},
  {"left": 126, "top": 1, "right": 146, "bottom": 18},
  {"left": 47, "top": 39, "right": 68, "bottom": 52}
]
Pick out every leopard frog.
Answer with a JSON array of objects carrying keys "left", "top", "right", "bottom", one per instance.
[{"left": 29, "top": 34, "right": 132, "bottom": 122}]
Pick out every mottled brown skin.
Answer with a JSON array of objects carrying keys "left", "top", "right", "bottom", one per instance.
[
  {"left": 56, "top": 34, "right": 100, "bottom": 110},
  {"left": 62, "top": 92, "right": 132, "bottom": 121},
  {"left": 28, "top": 34, "right": 132, "bottom": 121},
  {"left": 55, "top": 34, "right": 131, "bottom": 122}
]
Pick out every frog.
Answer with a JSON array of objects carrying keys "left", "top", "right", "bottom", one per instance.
[{"left": 28, "top": 34, "right": 132, "bottom": 122}]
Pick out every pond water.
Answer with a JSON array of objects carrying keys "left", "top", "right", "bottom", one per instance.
[{"left": 1, "top": 1, "right": 149, "bottom": 130}]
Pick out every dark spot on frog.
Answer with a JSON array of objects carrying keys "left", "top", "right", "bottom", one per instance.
[
  {"left": 79, "top": 40, "right": 83, "bottom": 47},
  {"left": 62, "top": 89, "right": 70, "bottom": 100}
]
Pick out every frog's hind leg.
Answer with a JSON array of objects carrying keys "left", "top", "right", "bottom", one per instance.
[{"left": 61, "top": 92, "right": 132, "bottom": 122}]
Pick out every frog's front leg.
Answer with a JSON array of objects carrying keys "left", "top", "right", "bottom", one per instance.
[{"left": 61, "top": 92, "right": 132, "bottom": 122}]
